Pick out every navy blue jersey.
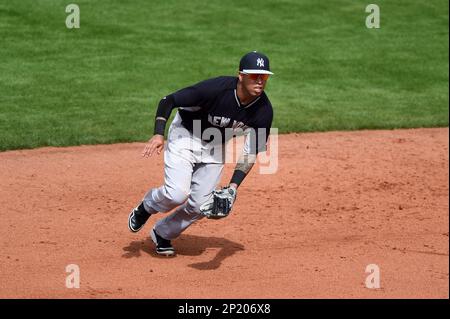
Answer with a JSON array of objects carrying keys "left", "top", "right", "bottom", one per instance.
[{"left": 171, "top": 76, "right": 273, "bottom": 154}]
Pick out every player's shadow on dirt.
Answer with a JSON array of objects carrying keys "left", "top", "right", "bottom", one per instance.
[{"left": 122, "top": 234, "right": 244, "bottom": 270}]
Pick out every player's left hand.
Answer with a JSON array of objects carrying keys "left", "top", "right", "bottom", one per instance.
[{"left": 200, "top": 186, "right": 237, "bottom": 219}]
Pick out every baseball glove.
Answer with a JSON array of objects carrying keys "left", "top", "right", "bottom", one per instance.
[{"left": 199, "top": 186, "right": 237, "bottom": 219}]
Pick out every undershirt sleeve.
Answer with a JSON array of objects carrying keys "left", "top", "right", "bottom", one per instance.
[{"left": 153, "top": 95, "right": 176, "bottom": 136}]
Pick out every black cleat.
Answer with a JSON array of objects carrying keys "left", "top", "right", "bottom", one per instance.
[
  {"left": 150, "top": 228, "right": 175, "bottom": 256},
  {"left": 128, "top": 202, "right": 151, "bottom": 233}
]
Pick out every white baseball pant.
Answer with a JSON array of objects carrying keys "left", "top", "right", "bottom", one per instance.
[{"left": 142, "top": 112, "right": 224, "bottom": 240}]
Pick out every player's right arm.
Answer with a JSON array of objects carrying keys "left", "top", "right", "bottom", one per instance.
[
  {"left": 142, "top": 95, "right": 177, "bottom": 157},
  {"left": 142, "top": 77, "right": 224, "bottom": 157}
]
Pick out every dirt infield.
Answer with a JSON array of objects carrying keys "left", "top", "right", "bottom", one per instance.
[{"left": 0, "top": 128, "right": 448, "bottom": 298}]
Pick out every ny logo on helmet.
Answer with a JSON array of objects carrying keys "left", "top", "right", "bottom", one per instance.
[{"left": 256, "top": 58, "right": 265, "bottom": 67}]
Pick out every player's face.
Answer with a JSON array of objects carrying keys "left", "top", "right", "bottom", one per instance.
[{"left": 239, "top": 72, "right": 269, "bottom": 97}]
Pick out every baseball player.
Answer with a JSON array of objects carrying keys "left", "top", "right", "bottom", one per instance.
[{"left": 128, "top": 51, "right": 274, "bottom": 256}]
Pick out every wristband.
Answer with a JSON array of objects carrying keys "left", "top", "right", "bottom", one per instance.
[
  {"left": 230, "top": 170, "right": 247, "bottom": 187},
  {"left": 154, "top": 119, "right": 166, "bottom": 136}
]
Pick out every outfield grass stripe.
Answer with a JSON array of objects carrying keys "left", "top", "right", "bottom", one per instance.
[{"left": 0, "top": 0, "right": 448, "bottom": 151}]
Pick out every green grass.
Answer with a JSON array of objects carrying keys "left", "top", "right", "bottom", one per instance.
[{"left": 0, "top": 0, "right": 448, "bottom": 151}]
